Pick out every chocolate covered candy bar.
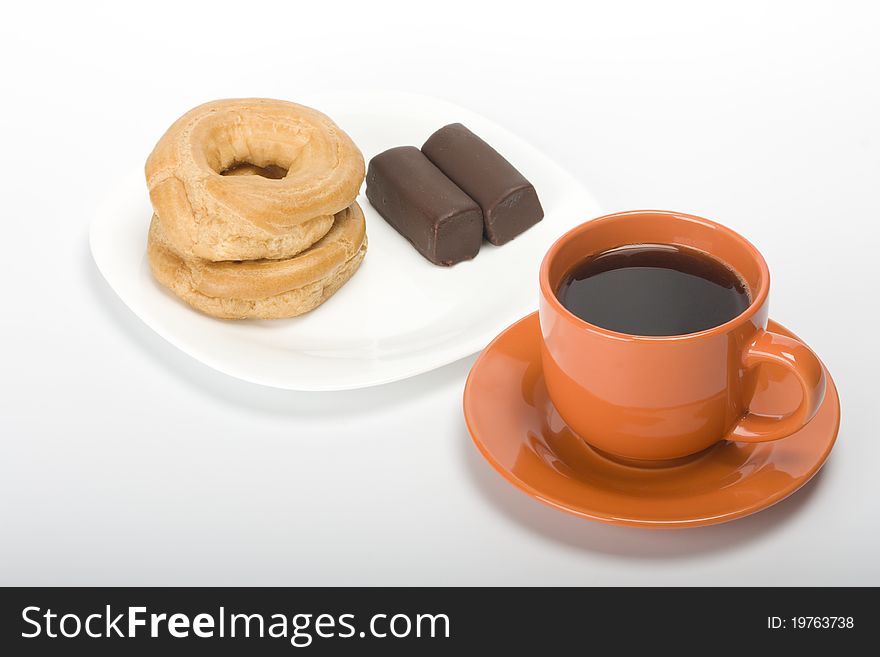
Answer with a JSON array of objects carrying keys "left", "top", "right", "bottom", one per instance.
[
  {"left": 366, "top": 146, "right": 483, "bottom": 266},
  {"left": 422, "top": 123, "right": 544, "bottom": 245}
]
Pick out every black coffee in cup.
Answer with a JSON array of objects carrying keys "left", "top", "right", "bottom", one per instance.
[{"left": 556, "top": 243, "right": 751, "bottom": 336}]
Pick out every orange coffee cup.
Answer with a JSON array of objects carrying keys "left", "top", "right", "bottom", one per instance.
[{"left": 538, "top": 210, "right": 826, "bottom": 462}]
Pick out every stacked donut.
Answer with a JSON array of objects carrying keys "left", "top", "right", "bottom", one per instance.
[{"left": 145, "top": 99, "right": 367, "bottom": 319}]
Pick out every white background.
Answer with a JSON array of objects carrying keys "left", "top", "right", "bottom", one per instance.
[{"left": 1, "top": 0, "right": 878, "bottom": 585}]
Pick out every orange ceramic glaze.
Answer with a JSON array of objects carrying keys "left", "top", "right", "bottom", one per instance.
[
  {"left": 463, "top": 313, "right": 839, "bottom": 528},
  {"left": 539, "top": 211, "right": 826, "bottom": 461}
]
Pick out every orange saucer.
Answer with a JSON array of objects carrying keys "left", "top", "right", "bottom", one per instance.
[{"left": 463, "top": 313, "right": 840, "bottom": 528}]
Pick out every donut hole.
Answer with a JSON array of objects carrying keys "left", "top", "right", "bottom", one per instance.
[
  {"left": 220, "top": 162, "right": 289, "bottom": 179},
  {"left": 194, "top": 110, "right": 327, "bottom": 181}
]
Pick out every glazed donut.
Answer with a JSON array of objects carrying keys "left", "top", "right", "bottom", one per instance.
[
  {"left": 146, "top": 98, "right": 365, "bottom": 261},
  {"left": 148, "top": 203, "right": 368, "bottom": 320}
]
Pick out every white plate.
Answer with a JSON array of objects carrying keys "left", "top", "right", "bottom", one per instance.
[{"left": 90, "top": 92, "right": 600, "bottom": 390}]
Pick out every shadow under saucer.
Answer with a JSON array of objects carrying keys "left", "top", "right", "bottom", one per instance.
[{"left": 460, "top": 422, "right": 831, "bottom": 559}]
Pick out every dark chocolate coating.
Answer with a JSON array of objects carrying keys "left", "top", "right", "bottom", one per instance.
[
  {"left": 422, "top": 123, "right": 544, "bottom": 245},
  {"left": 365, "top": 146, "right": 483, "bottom": 266}
]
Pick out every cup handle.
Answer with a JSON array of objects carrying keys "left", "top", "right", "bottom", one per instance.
[{"left": 725, "top": 328, "right": 826, "bottom": 443}]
